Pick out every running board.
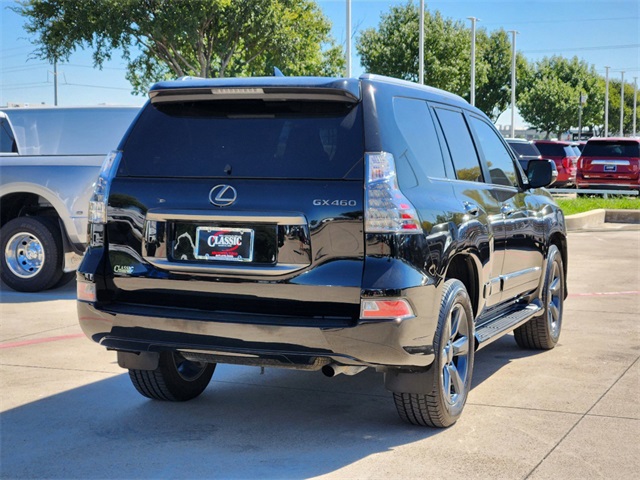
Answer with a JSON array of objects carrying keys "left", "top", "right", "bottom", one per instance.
[{"left": 475, "top": 303, "right": 543, "bottom": 348}]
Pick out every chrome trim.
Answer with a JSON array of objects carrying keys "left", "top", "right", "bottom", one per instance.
[
  {"left": 145, "top": 209, "right": 307, "bottom": 225},
  {"left": 591, "top": 160, "right": 631, "bottom": 165},
  {"left": 501, "top": 266, "right": 541, "bottom": 282},
  {"left": 143, "top": 257, "right": 306, "bottom": 276}
]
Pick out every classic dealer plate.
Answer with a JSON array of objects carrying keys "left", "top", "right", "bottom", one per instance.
[{"left": 195, "top": 227, "right": 254, "bottom": 262}]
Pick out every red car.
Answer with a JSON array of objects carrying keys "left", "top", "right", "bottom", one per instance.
[
  {"left": 577, "top": 137, "right": 640, "bottom": 191},
  {"left": 533, "top": 140, "right": 579, "bottom": 187}
]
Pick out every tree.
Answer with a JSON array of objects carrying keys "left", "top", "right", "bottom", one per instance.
[
  {"left": 605, "top": 79, "right": 639, "bottom": 135},
  {"left": 355, "top": 2, "right": 518, "bottom": 120},
  {"left": 518, "top": 56, "right": 604, "bottom": 138},
  {"left": 15, "top": 0, "right": 345, "bottom": 94}
]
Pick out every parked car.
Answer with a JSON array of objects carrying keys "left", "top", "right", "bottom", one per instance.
[
  {"left": 77, "top": 74, "right": 566, "bottom": 428},
  {"left": 577, "top": 137, "right": 640, "bottom": 191},
  {"left": 533, "top": 140, "right": 579, "bottom": 187},
  {"left": 0, "top": 106, "right": 140, "bottom": 292},
  {"left": 506, "top": 138, "right": 544, "bottom": 171}
]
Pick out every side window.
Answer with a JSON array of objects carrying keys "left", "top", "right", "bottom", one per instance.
[
  {"left": 392, "top": 97, "right": 447, "bottom": 179},
  {"left": 0, "top": 119, "right": 18, "bottom": 153},
  {"left": 433, "top": 107, "right": 483, "bottom": 182},
  {"left": 469, "top": 116, "right": 519, "bottom": 188}
]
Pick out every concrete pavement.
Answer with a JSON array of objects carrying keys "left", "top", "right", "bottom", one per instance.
[{"left": 1, "top": 226, "right": 639, "bottom": 479}]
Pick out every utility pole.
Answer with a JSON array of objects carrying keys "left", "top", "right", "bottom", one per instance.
[
  {"left": 346, "top": 0, "right": 351, "bottom": 77},
  {"left": 620, "top": 71, "right": 625, "bottom": 136},
  {"left": 419, "top": 0, "right": 425, "bottom": 84},
  {"left": 468, "top": 17, "right": 478, "bottom": 106},
  {"left": 53, "top": 59, "right": 58, "bottom": 106},
  {"left": 633, "top": 77, "right": 637, "bottom": 137},
  {"left": 508, "top": 30, "right": 518, "bottom": 138},
  {"left": 604, "top": 66, "right": 610, "bottom": 137},
  {"left": 577, "top": 92, "right": 587, "bottom": 141}
]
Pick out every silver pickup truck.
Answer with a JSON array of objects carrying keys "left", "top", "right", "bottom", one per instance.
[{"left": 0, "top": 106, "right": 140, "bottom": 292}]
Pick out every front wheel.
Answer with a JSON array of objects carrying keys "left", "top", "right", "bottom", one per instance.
[
  {"left": 393, "top": 279, "right": 475, "bottom": 427},
  {"left": 514, "top": 244, "right": 564, "bottom": 349},
  {"left": 128, "top": 351, "right": 216, "bottom": 401}
]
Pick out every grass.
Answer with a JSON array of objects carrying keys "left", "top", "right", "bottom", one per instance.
[{"left": 555, "top": 196, "right": 640, "bottom": 215}]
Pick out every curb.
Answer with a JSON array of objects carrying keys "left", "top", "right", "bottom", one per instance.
[{"left": 566, "top": 209, "right": 640, "bottom": 231}]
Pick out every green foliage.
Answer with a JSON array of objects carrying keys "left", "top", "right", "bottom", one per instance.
[
  {"left": 556, "top": 196, "right": 639, "bottom": 215},
  {"left": 518, "top": 56, "right": 604, "bottom": 138},
  {"left": 604, "top": 79, "right": 639, "bottom": 135},
  {"left": 15, "top": 0, "right": 345, "bottom": 94},
  {"left": 355, "top": 1, "right": 516, "bottom": 120}
]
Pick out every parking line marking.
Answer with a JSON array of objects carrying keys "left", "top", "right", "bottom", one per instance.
[
  {"left": 0, "top": 333, "right": 85, "bottom": 349},
  {"left": 569, "top": 290, "right": 640, "bottom": 297}
]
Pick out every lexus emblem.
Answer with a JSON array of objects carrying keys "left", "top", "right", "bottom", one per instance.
[{"left": 209, "top": 184, "right": 237, "bottom": 207}]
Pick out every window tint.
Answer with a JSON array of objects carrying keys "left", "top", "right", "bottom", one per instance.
[
  {"left": 0, "top": 119, "right": 18, "bottom": 153},
  {"left": 582, "top": 141, "right": 640, "bottom": 157},
  {"left": 434, "top": 108, "right": 483, "bottom": 182},
  {"left": 392, "top": 97, "right": 446, "bottom": 179},
  {"left": 120, "top": 100, "right": 364, "bottom": 179},
  {"left": 534, "top": 142, "right": 565, "bottom": 157},
  {"left": 508, "top": 141, "right": 540, "bottom": 157},
  {"left": 470, "top": 117, "right": 519, "bottom": 187}
]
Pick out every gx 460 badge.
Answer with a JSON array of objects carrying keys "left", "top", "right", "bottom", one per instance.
[{"left": 313, "top": 199, "right": 357, "bottom": 207}]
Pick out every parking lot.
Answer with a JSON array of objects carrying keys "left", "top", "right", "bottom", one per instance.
[{"left": 1, "top": 224, "right": 639, "bottom": 479}]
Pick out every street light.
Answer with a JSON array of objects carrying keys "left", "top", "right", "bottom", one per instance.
[
  {"left": 604, "top": 66, "right": 610, "bottom": 137},
  {"left": 346, "top": 0, "right": 351, "bottom": 77},
  {"left": 468, "top": 17, "right": 479, "bottom": 106},
  {"left": 508, "top": 30, "right": 518, "bottom": 138},
  {"left": 419, "top": 0, "right": 425, "bottom": 84},
  {"left": 633, "top": 77, "right": 637, "bottom": 137},
  {"left": 578, "top": 92, "right": 587, "bottom": 141},
  {"left": 620, "top": 71, "right": 625, "bottom": 136}
]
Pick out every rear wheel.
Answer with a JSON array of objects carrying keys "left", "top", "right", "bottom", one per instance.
[
  {"left": 0, "top": 216, "right": 64, "bottom": 292},
  {"left": 393, "top": 279, "right": 474, "bottom": 427},
  {"left": 128, "top": 351, "right": 216, "bottom": 401},
  {"left": 514, "top": 244, "right": 564, "bottom": 349}
]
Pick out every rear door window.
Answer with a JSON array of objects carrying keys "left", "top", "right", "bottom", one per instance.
[
  {"left": 119, "top": 100, "right": 364, "bottom": 180},
  {"left": 509, "top": 142, "right": 539, "bottom": 157},
  {"left": 535, "top": 143, "right": 565, "bottom": 157},
  {"left": 433, "top": 107, "right": 483, "bottom": 182}
]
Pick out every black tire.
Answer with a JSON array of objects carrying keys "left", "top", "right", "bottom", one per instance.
[
  {"left": 393, "top": 279, "right": 475, "bottom": 428},
  {"left": 128, "top": 351, "right": 216, "bottom": 401},
  {"left": 514, "top": 244, "right": 564, "bottom": 350},
  {"left": 0, "top": 216, "right": 64, "bottom": 292},
  {"left": 51, "top": 271, "right": 76, "bottom": 289}
]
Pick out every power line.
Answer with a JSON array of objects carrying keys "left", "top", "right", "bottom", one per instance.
[
  {"left": 65, "top": 63, "right": 128, "bottom": 71},
  {"left": 1, "top": 64, "right": 48, "bottom": 73},
  {"left": 523, "top": 43, "right": 640, "bottom": 54},
  {"left": 63, "top": 82, "right": 131, "bottom": 91}
]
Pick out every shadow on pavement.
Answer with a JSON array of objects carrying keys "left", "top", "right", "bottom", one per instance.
[{"left": 0, "top": 279, "right": 76, "bottom": 304}]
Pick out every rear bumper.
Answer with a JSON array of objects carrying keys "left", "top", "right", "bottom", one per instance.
[
  {"left": 78, "top": 286, "right": 439, "bottom": 369},
  {"left": 576, "top": 179, "right": 640, "bottom": 190}
]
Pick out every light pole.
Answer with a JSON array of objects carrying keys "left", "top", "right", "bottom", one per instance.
[
  {"left": 508, "top": 30, "right": 518, "bottom": 138},
  {"left": 633, "top": 77, "right": 637, "bottom": 137},
  {"left": 53, "top": 59, "right": 58, "bottom": 106},
  {"left": 620, "top": 71, "right": 625, "bottom": 136},
  {"left": 346, "top": 0, "right": 351, "bottom": 77},
  {"left": 578, "top": 92, "right": 587, "bottom": 141},
  {"left": 604, "top": 66, "right": 610, "bottom": 137},
  {"left": 419, "top": 0, "right": 425, "bottom": 84},
  {"left": 468, "top": 17, "right": 478, "bottom": 106}
]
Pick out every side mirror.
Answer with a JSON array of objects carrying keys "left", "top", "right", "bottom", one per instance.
[{"left": 527, "top": 159, "right": 557, "bottom": 188}]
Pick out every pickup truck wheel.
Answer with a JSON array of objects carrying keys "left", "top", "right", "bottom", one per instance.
[
  {"left": 393, "top": 279, "right": 474, "bottom": 427},
  {"left": 128, "top": 351, "right": 216, "bottom": 401},
  {"left": 514, "top": 244, "right": 564, "bottom": 349},
  {"left": 0, "top": 216, "right": 64, "bottom": 292}
]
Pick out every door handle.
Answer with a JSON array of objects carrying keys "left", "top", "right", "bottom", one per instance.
[{"left": 463, "top": 202, "right": 480, "bottom": 216}]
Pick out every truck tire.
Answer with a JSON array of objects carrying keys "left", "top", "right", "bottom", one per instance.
[
  {"left": 0, "top": 216, "right": 64, "bottom": 292},
  {"left": 393, "top": 279, "right": 475, "bottom": 427},
  {"left": 128, "top": 351, "right": 216, "bottom": 401},
  {"left": 514, "top": 244, "right": 564, "bottom": 349}
]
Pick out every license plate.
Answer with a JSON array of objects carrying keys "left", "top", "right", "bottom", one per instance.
[
  {"left": 604, "top": 165, "right": 617, "bottom": 172},
  {"left": 195, "top": 227, "right": 254, "bottom": 262}
]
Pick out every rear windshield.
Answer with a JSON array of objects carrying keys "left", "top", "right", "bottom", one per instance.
[
  {"left": 119, "top": 100, "right": 364, "bottom": 179},
  {"left": 508, "top": 141, "right": 539, "bottom": 157},
  {"left": 3, "top": 108, "right": 138, "bottom": 155},
  {"left": 582, "top": 141, "right": 640, "bottom": 158},
  {"left": 535, "top": 143, "right": 573, "bottom": 157}
]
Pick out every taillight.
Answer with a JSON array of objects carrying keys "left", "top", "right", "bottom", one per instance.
[
  {"left": 88, "top": 150, "right": 121, "bottom": 224},
  {"left": 365, "top": 152, "right": 422, "bottom": 233},
  {"left": 360, "top": 299, "right": 415, "bottom": 320},
  {"left": 561, "top": 157, "right": 572, "bottom": 169}
]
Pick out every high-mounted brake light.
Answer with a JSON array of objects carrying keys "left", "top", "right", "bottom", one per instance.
[
  {"left": 88, "top": 150, "right": 121, "bottom": 224},
  {"left": 365, "top": 152, "right": 422, "bottom": 233}
]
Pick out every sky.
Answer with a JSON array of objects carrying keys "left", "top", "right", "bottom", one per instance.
[{"left": 1, "top": 0, "right": 638, "bottom": 128}]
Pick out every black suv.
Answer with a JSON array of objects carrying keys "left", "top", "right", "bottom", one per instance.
[{"left": 78, "top": 74, "right": 567, "bottom": 427}]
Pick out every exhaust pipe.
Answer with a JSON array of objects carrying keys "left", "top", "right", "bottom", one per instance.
[{"left": 322, "top": 364, "right": 367, "bottom": 377}]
